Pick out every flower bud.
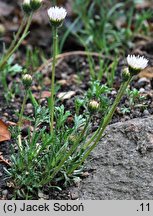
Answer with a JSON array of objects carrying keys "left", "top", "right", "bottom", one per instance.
[
  {"left": 30, "top": 0, "right": 42, "bottom": 11},
  {"left": 68, "top": 135, "right": 78, "bottom": 144},
  {"left": 0, "top": 24, "right": 5, "bottom": 36},
  {"left": 47, "top": 6, "right": 67, "bottom": 27},
  {"left": 88, "top": 100, "right": 100, "bottom": 112},
  {"left": 22, "top": 0, "right": 32, "bottom": 14},
  {"left": 122, "top": 67, "right": 130, "bottom": 82},
  {"left": 22, "top": 74, "right": 32, "bottom": 89}
]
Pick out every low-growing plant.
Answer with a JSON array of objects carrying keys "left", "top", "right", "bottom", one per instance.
[
  {"left": 120, "top": 106, "right": 131, "bottom": 115},
  {"left": 72, "top": 0, "right": 151, "bottom": 55},
  {"left": 2, "top": 2, "right": 149, "bottom": 199},
  {"left": 126, "top": 87, "right": 146, "bottom": 107},
  {"left": 120, "top": 87, "right": 147, "bottom": 115},
  {"left": 1, "top": 56, "right": 22, "bottom": 101}
]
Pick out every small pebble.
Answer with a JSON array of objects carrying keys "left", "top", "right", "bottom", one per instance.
[
  {"left": 139, "top": 88, "right": 145, "bottom": 93},
  {"left": 150, "top": 102, "right": 153, "bottom": 108},
  {"left": 4, "top": 112, "right": 9, "bottom": 117},
  {"left": 61, "top": 73, "right": 68, "bottom": 79},
  {"left": 111, "top": 90, "right": 117, "bottom": 95},
  {"left": 38, "top": 191, "right": 44, "bottom": 198},
  {"left": 26, "top": 103, "right": 33, "bottom": 110},
  {"left": 70, "top": 191, "right": 79, "bottom": 200},
  {"left": 145, "top": 86, "right": 151, "bottom": 91},
  {"left": 26, "top": 103, "right": 33, "bottom": 114},
  {"left": 132, "top": 110, "right": 141, "bottom": 118},
  {"left": 123, "top": 116, "right": 130, "bottom": 121},
  {"left": 138, "top": 77, "right": 150, "bottom": 87},
  {"left": 2, "top": 190, "right": 8, "bottom": 196},
  {"left": 143, "top": 109, "right": 150, "bottom": 116}
]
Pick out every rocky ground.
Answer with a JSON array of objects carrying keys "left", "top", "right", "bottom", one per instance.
[{"left": 72, "top": 116, "right": 153, "bottom": 200}]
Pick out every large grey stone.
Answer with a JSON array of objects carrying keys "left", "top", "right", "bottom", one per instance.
[{"left": 76, "top": 116, "right": 153, "bottom": 200}]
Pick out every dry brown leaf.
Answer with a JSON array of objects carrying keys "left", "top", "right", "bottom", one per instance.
[
  {"left": 33, "top": 91, "right": 51, "bottom": 99},
  {"left": 0, "top": 152, "right": 11, "bottom": 166},
  {"left": 139, "top": 67, "right": 153, "bottom": 78},
  {"left": 41, "top": 91, "right": 51, "bottom": 98},
  {"left": 57, "top": 91, "right": 76, "bottom": 100},
  {"left": 57, "top": 79, "right": 67, "bottom": 86},
  {"left": 0, "top": 119, "right": 11, "bottom": 142},
  {"left": 6, "top": 121, "right": 17, "bottom": 126}
]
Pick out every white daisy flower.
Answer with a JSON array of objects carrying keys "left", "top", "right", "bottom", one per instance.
[
  {"left": 48, "top": 6, "right": 67, "bottom": 25},
  {"left": 23, "top": 0, "right": 42, "bottom": 13},
  {"left": 127, "top": 55, "right": 148, "bottom": 71},
  {"left": 22, "top": 0, "right": 31, "bottom": 14},
  {"left": 23, "top": 0, "right": 30, "bottom": 4}
]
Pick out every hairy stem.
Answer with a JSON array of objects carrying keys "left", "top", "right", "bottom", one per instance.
[
  {"left": 50, "top": 26, "right": 58, "bottom": 135},
  {"left": 18, "top": 90, "right": 28, "bottom": 128}
]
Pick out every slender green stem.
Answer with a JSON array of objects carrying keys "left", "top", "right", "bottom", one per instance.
[
  {"left": 17, "top": 134, "right": 23, "bottom": 152},
  {"left": 81, "top": 119, "right": 103, "bottom": 150},
  {"left": 6, "top": 16, "right": 27, "bottom": 55},
  {"left": 50, "top": 27, "right": 58, "bottom": 135},
  {"left": 101, "top": 77, "right": 132, "bottom": 130},
  {"left": 17, "top": 89, "right": 29, "bottom": 152},
  {"left": 0, "top": 13, "right": 33, "bottom": 70},
  {"left": 18, "top": 90, "right": 28, "bottom": 128},
  {"left": 68, "top": 76, "right": 133, "bottom": 175}
]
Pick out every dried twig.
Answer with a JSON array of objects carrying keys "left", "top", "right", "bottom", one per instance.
[
  {"left": 36, "top": 50, "right": 113, "bottom": 73},
  {"left": 0, "top": 152, "right": 11, "bottom": 166}
]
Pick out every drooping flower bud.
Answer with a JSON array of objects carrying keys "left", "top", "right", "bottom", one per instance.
[
  {"left": 88, "top": 100, "right": 100, "bottom": 112},
  {"left": 22, "top": 74, "right": 32, "bottom": 89},
  {"left": 47, "top": 6, "right": 67, "bottom": 27},
  {"left": 122, "top": 67, "right": 130, "bottom": 82},
  {"left": 127, "top": 55, "right": 148, "bottom": 76}
]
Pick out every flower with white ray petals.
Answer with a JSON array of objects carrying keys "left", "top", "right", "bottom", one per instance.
[
  {"left": 22, "top": 0, "right": 31, "bottom": 14},
  {"left": 23, "top": 0, "right": 30, "bottom": 4},
  {"left": 127, "top": 55, "right": 148, "bottom": 75},
  {"left": 48, "top": 6, "right": 67, "bottom": 26},
  {"left": 22, "top": 0, "right": 42, "bottom": 13}
]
